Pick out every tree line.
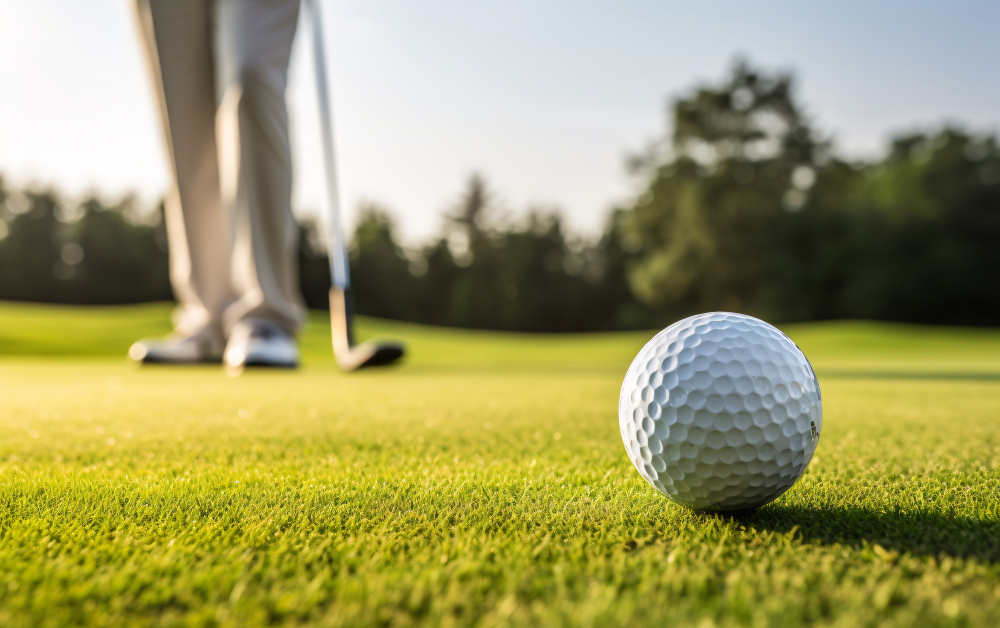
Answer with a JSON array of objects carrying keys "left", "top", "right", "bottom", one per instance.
[{"left": 1, "top": 60, "right": 997, "bottom": 330}]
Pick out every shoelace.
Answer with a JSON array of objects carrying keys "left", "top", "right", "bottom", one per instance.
[{"left": 250, "top": 325, "right": 284, "bottom": 341}]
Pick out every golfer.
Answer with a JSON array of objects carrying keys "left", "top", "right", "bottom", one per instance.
[{"left": 128, "top": 0, "right": 304, "bottom": 372}]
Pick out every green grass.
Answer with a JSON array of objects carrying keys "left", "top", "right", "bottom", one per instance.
[{"left": 1, "top": 302, "right": 999, "bottom": 627}]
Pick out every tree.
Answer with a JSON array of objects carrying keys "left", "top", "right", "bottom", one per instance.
[
  {"left": 621, "top": 59, "right": 829, "bottom": 319},
  {"left": 618, "top": 59, "right": 1000, "bottom": 325}
]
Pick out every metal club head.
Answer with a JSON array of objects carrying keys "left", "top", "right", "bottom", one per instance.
[{"left": 329, "top": 287, "right": 405, "bottom": 371}]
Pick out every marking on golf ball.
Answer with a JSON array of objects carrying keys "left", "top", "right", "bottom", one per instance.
[{"left": 619, "top": 312, "right": 822, "bottom": 513}]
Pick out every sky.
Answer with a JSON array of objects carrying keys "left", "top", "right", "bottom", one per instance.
[{"left": 0, "top": 0, "right": 997, "bottom": 242}]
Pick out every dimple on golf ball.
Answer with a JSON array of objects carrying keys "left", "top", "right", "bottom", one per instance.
[{"left": 619, "top": 312, "right": 822, "bottom": 513}]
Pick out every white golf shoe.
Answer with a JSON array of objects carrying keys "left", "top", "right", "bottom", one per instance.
[
  {"left": 223, "top": 321, "right": 299, "bottom": 375},
  {"left": 129, "top": 328, "right": 225, "bottom": 364}
]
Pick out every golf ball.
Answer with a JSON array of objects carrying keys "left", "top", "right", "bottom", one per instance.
[{"left": 619, "top": 312, "right": 822, "bottom": 512}]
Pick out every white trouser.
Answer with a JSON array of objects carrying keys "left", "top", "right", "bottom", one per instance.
[{"left": 134, "top": 0, "right": 305, "bottom": 339}]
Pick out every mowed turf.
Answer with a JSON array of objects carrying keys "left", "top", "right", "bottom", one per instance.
[{"left": 1, "top": 302, "right": 1000, "bottom": 627}]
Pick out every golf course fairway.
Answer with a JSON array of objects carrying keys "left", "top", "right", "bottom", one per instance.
[{"left": 1, "top": 302, "right": 999, "bottom": 626}]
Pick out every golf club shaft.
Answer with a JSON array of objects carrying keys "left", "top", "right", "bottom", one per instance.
[
  {"left": 306, "top": 0, "right": 350, "bottom": 290},
  {"left": 306, "top": 0, "right": 405, "bottom": 370}
]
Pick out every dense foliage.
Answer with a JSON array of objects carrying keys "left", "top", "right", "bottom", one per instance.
[
  {"left": 0, "top": 191, "right": 171, "bottom": 305},
  {"left": 298, "top": 176, "right": 647, "bottom": 332},
  {"left": 1, "top": 60, "right": 997, "bottom": 329},
  {"left": 620, "top": 61, "right": 1000, "bottom": 325}
]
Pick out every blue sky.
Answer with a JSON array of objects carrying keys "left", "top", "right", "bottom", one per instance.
[{"left": 1, "top": 0, "right": 997, "bottom": 241}]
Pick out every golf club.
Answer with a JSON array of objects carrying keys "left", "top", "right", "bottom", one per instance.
[{"left": 306, "top": 0, "right": 405, "bottom": 371}]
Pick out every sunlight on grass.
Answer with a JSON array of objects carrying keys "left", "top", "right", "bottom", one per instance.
[{"left": 1, "top": 302, "right": 999, "bottom": 626}]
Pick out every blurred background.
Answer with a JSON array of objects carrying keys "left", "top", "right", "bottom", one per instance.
[{"left": 0, "top": 0, "right": 997, "bottom": 332}]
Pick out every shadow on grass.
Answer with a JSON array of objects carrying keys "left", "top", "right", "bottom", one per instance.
[
  {"left": 818, "top": 370, "right": 1000, "bottom": 382},
  {"left": 740, "top": 504, "right": 1000, "bottom": 561}
]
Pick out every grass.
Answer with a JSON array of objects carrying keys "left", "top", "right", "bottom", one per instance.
[{"left": 1, "top": 302, "right": 999, "bottom": 627}]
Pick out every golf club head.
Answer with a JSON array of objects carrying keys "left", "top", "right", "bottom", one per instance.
[
  {"left": 336, "top": 340, "right": 405, "bottom": 371},
  {"left": 330, "top": 287, "right": 406, "bottom": 371}
]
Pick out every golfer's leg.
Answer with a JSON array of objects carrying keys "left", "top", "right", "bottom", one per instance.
[
  {"left": 133, "top": 0, "right": 234, "bottom": 341},
  {"left": 214, "top": 0, "right": 305, "bottom": 337}
]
